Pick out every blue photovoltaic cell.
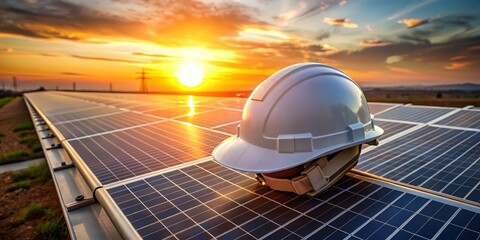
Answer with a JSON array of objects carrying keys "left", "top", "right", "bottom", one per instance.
[
  {"left": 375, "top": 120, "right": 416, "bottom": 140},
  {"left": 435, "top": 110, "right": 480, "bottom": 129},
  {"left": 55, "top": 112, "right": 161, "bottom": 139},
  {"left": 377, "top": 106, "right": 454, "bottom": 123},
  {"left": 358, "top": 126, "right": 480, "bottom": 202},
  {"left": 107, "top": 161, "right": 480, "bottom": 240},
  {"left": 68, "top": 121, "right": 228, "bottom": 184}
]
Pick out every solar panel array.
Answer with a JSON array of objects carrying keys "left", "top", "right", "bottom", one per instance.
[
  {"left": 24, "top": 91, "right": 480, "bottom": 240},
  {"left": 374, "top": 120, "right": 417, "bottom": 140},
  {"left": 108, "top": 161, "right": 479, "bottom": 240},
  {"left": 377, "top": 106, "right": 455, "bottom": 123},
  {"left": 434, "top": 109, "right": 480, "bottom": 129},
  {"left": 358, "top": 126, "right": 480, "bottom": 202},
  {"left": 68, "top": 121, "right": 228, "bottom": 184}
]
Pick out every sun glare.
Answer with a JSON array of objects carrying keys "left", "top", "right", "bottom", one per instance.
[
  {"left": 176, "top": 61, "right": 204, "bottom": 88},
  {"left": 187, "top": 95, "right": 195, "bottom": 116}
]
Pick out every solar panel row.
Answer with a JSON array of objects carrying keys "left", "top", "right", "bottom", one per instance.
[
  {"left": 358, "top": 126, "right": 480, "bottom": 202},
  {"left": 366, "top": 103, "right": 399, "bottom": 115},
  {"left": 377, "top": 106, "right": 455, "bottom": 123},
  {"left": 374, "top": 120, "right": 418, "bottom": 140},
  {"left": 107, "top": 161, "right": 480, "bottom": 240},
  {"left": 68, "top": 121, "right": 228, "bottom": 185},
  {"left": 434, "top": 110, "right": 480, "bottom": 129},
  {"left": 25, "top": 91, "right": 480, "bottom": 240}
]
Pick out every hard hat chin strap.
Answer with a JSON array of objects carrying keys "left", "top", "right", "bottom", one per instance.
[{"left": 258, "top": 146, "right": 361, "bottom": 196}]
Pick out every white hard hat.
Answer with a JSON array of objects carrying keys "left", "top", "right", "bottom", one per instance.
[{"left": 212, "top": 63, "right": 383, "bottom": 175}]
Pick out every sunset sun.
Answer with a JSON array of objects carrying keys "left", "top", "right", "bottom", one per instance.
[{"left": 176, "top": 61, "right": 204, "bottom": 88}]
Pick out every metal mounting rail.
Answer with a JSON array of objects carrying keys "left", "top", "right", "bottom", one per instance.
[{"left": 350, "top": 168, "right": 480, "bottom": 209}]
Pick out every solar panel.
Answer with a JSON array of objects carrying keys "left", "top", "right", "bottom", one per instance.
[
  {"left": 212, "top": 122, "right": 239, "bottom": 135},
  {"left": 55, "top": 112, "right": 163, "bottom": 140},
  {"left": 377, "top": 106, "right": 455, "bottom": 123},
  {"left": 27, "top": 92, "right": 101, "bottom": 115},
  {"left": 434, "top": 110, "right": 480, "bottom": 129},
  {"left": 67, "top": 121, "right": 228, "bottom": 184},
  {"left": 374, "top": 120, "right": 417, "bottom": 140},
  {"left": 107, "top": 161, "right": 480, "bottom": 240},
  {"left": 367, "top": 103, "right": 399, "bottom": 115},
  {"left": 175, "top": 109, "right": 242, "bottom": 128},
  {"left": 198, "top": 97, "right": 246, "bottom": 110},
  {"left": 357, "top": 126, "right": 480, "bottom": 202},
  {"left": 145, "top": 106, "right": 215, "bottom": 119},
  {"left": 47, "top": 106, "right": 123, "bottom": 124}
]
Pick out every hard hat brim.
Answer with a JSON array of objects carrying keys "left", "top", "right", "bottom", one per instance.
[{"left": 212, "top": 126, "right": 383, "bottom": 173}]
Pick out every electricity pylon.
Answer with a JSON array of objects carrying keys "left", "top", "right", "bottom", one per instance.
[{"left": 136, "top": 68, "right": 150, "bottom": 93}]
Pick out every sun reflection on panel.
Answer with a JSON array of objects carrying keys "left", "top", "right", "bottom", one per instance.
[{"left": 187, "top": 95, "right": 195, "bottom": 116}]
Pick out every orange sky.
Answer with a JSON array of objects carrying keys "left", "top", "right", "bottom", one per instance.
[{"left": 0, "top": 0, "right": 479, "bottom": 92}]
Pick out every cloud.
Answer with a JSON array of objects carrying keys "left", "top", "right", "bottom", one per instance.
[
  {"left": 315, "top": 31, "right": 330, "bottom": 41},
  {"left": 237, "top": 27, "right": 293, "bottom": 43},
  {"left": 327, "top": 35, "right": 480, "bottom": 83},
  {"left": 387, "top": 0, "right": 435, "bottom": 20},
  {"left": 61, "top": 72, "right": 88, "bottom": 76},
  {"left": 399, "top": 35, "right": 431, "bottom": 44},
  {"left": 386, "top": 55, "right": 403, "bottom": 64},
  {"left": 71, "top": 55, "right": 144, "bottom": 63},
  {"left": 398, "top": 15, "right": 475, "bottom": 30},
  {"left": 131, "top": 52, "right": 177, "bottom": 59},
  {"left": 360, "top": 40, "right": 391, "bottom": 47},
  {"left": 469, "top": 45, "right": 480, "bottom": 51},
  {"left": 39, "top": 53, "right": 60, "bottom": 57},
  {"left": 398, "top": 19, "right": 429, "bottom": 28},
  {"left": 0, "top": 0, "right": 264, "bottom": 47},
  {"left": 273, "top": 0, "right": 347, "bottom": 22},
  {"left": 444, "top": 61, "right": 473, "bottom": 70},
  {"left": 273, "top": 2, "right": 306, "bottom": 21},
  {"left": 323, "top": 17, "right": 358, "bottom": 28},
  {"left": 386, "top": 66, "right": 416, "bottom": 74}
]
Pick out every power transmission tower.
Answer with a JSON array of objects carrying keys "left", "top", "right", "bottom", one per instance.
[
  {"left": 136, "top": 68, "right": 149, "bottom": 93},
  {"left": 73, "top": 82, "right": 76, "bottom": 91},
  {"left": 109, "top": 83, "right": 112, "bottom": 92}
]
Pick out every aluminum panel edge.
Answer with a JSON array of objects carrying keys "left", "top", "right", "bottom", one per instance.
[{"left": 95, "top": 188, "right": 141, "bottom": 240}]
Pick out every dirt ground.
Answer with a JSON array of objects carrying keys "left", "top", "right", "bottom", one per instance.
[
  {"left": 0, "top": 172, "right": 62, "bottom": 240},
  {"left": 0, "top": 97, "right": 67, "bottom": 239},
  {"left": 0, "top": 97, "right": 32, "bottom": 154}
]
